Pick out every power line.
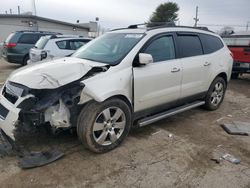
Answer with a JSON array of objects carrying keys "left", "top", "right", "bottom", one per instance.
[{"left": 198, "top": 23, "right": 247, "bottom": 28}]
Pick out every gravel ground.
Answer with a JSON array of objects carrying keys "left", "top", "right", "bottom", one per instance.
[{"left": 0, "top": 59, "right": 250, "bottom": 188}]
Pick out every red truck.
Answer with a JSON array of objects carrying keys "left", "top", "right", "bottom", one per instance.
[{"left": 223, "top": 34, "right": 250, "bottom": 78}]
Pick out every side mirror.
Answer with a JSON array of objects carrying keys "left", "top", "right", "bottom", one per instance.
[{"left": 139, "top": 53, "right": 153, "bottom": 65}]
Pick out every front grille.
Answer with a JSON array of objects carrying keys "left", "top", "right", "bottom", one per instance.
[
  {"left": 2, "top": 86, "right": 18, "bottom": 104},
  {"left": 0, "top": 103, "right": 9, "bottom": 120}
]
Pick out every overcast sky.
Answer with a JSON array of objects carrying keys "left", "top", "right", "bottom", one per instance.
[{"left": 0, "top": 0, "right": 249, "bottom": 31}]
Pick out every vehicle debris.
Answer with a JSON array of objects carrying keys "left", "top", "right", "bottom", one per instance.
[
  {"left": 221, "top": 121, "right": 250, "bottom": 136},
  {"left": 222, "top": 153, "right": 241, "bottom": 164},
  {"left": 152, "top": 130, "right": 161, "bottom": 136},
  {"left": 168, "top": 133, "right": 173, "bottom": 138},
  {"left": 18, "top": 149, "right": 64, "bottom": 169},
  {"left": 211, "top": 145, "right": 241, "bottom": 164},
  {"left": 0, "top": 130, "right": 13, "bottom": 156}
]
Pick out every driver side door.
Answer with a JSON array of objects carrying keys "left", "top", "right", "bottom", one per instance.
[{"left": 133, "top": 34, "right": 182, "bottom": 113}]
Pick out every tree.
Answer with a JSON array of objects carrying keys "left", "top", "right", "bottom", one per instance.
[
  {"left": 219, "top": 26, "right": 234, "bottom": 37},
  {"left": 148, "top": 2, "right": 179, "bottom": 27}
]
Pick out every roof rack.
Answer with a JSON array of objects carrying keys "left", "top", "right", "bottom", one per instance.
[
  {"left": 111, "top": 22, "right": 213, "bottom": 33},
  {"left": 147, "top": 25, "right": 213, "bottom": 33},
  {"left": 16, "top": 30, "right": 62, "bottom": 34}
]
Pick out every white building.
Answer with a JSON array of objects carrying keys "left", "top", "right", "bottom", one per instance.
[{"left": 0, "top": 14, "right": 94, "bottom": 42}]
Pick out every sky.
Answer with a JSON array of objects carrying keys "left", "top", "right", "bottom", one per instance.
[{"left": 0, "top": 0, "right": 249, "bottom": 32}]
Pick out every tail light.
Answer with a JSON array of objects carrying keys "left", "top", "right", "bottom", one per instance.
[{"left": 4, "top": 42, "right": 17, "bottom": 48}]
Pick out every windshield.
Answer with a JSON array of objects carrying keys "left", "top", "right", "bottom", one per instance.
[
  {"left": 35, "top": 36, "right": 50, "bottom": 49},
  {"left": 72, "top": 33, "right": 144, "bottom": 65}
]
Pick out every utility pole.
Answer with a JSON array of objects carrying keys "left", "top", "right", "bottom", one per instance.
[
  {"left": 247, "top": 21, "right": 249, "bottom": 31},
  {"left": 32, "top": 0, "right": 37, "bottom": 16},
  {"left": 18, "top": 6, "right": 20, "bottom": 14},
  {"left": 193, "top": 6, "right": 199, "bottom": 27},
  {"left": 10, "top": 9, "right": 12, "bottom": 14}
]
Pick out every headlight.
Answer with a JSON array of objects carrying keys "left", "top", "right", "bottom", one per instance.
[{"left": 5, "top": 81, "right": 24, "bottom": 97}]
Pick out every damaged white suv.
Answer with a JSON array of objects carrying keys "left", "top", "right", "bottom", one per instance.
[{"left": 0, "top": 26, "right": 233, "bottom": 153}]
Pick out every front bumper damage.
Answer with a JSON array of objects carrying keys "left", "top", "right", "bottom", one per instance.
[
  {"left": 0, "top": 86, "right": 21, "bottom": 140},
  {"left": 0, "top": 81, "right": 83, "bottom": 141}
]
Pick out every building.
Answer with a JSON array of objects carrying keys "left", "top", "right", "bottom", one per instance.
[{"left": 0, "top": 14, "right": 94, "bottom": 42}]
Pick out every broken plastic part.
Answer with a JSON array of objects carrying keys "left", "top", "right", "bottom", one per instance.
[
  {"left": 49, "top": 99, "right": 71, "bottom": 129},
  {"left": 221, "top": 121, "right": 250, "bottom": 136},
  {"left": 19, "top": 150, "right": 64, "bottom": 169},
  {"left": 222, "top": 154, "right": 241, "bottom": 164}
]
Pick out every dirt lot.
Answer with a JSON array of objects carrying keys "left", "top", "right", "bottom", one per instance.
[{"left": 0, "top": 59, "right": 250, "bottom": 188}]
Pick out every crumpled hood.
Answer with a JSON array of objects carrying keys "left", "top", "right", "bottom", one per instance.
[{"left": 8, "top": 57, "right": 107, "bottom": 89}]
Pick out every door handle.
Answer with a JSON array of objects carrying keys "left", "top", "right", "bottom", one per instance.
[
  {"left": 171, "top": 67, "right": 180, "bottom": 73},
  {"left": 204, "top": 62, "right": 211, "bottom": 66}
]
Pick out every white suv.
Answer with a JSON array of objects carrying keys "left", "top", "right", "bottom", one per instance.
[
  {"left": 28, "top": 35, "right": 91, "bottom": 64},
  {"left": 0, "top": 25, "right": 233, "bottom": 153}
]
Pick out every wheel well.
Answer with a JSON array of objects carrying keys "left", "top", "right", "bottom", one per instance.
[
  {"left": 23, "top": 54, "right": 29, "bottom": 63},
  {"left": 217, "top": 72, "right": 228, "bottom": 85},
  {"left": 107, "top": 95, "right": 133, "bottom": 112}
]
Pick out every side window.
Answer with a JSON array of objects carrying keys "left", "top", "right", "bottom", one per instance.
[
  {"left": 177, "top": 35, "right": 203, "bottom": 58},
  {"left": 56, "top": 40, "right": 69, "bottom": 50},
  {"left": 200, "top": 34, "right": 224, "bottom": 54},
  {"left": 69, "top": 40, "right": 86, "bottom": 50},
  {"left": 18, "top": 34, "right": 40, "bottom": 44},
  {"left": 143, "top": 36, "right": 175, "bottom": 62}
]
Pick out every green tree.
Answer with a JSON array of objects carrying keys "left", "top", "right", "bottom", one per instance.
[{"left": 148, "top": 2, "right": 179, "bottom": 26}]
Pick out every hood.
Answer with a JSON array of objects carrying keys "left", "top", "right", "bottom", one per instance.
[{"left": 8, "top": 57, "right": 107, "bottom": 89}]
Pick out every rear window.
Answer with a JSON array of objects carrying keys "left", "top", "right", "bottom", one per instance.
[
  {"left": 5, "top": 33, "right": 15, "bottom": 43},
  {"left": 18, "top": 34, "right": 40, "bottom": 44},
  {"left": 177, "top": 35, "right": 203, "bottom": 58},
  {"left": 200, "top": 34, "right": 224, "bottom": 54},
  {"left": 35, "top": 36, "right": 50, "bottom": 49}
]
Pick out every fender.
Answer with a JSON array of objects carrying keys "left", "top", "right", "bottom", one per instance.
[{"left": 79, "top": 66, "right": 133, "bottom": 104}]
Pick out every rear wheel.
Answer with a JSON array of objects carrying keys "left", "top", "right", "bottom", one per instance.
[
  {"left": 203, "top": 77, "right": 226, "bottom": 111},
  {"left": 77, "top": 99, "right": 132, "bottom": 153}
]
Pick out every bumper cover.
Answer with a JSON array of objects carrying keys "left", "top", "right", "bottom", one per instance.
[
  {"left": 0, "top": 95, "right": 20, "bottom": 140},
  {"left": 232, "top": 62, "right": 250, "bottom": 73}
]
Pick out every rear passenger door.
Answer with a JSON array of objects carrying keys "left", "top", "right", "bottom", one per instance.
[{"left": 176, "top": 33, "right": 208, "bottom": 99}]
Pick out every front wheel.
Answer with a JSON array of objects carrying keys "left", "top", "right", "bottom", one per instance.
[
  {"left": 77, "top": 99, "right": 132, "bottom": 153},
  {"left": 203, "top": 77, "right": 226, "bottom": 111}
]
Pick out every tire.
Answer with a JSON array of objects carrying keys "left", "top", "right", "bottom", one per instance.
[
  {"left": 231, "top": 73, "right": 239, "bottom": 79},
  {"left": 23, "top": 55, "right": 29, "bottom": 66},
  {"left": 77, "top": 99, "right": 132, "bottom": 153},
  {"left": 203, "top": 77, "right": 226, "bottom": 111}
]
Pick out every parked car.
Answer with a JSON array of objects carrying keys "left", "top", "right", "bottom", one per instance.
[
  {"left": 2, "top": 31, "right": 61, "bottom": 65},
  {"left": 0, "top": 25, "right": 233, "bottom": 153},
  {"left": 223, "top": 34, "right": 250, "bottom": 78},
  {"left": 28, "top": 35, "right": 92, "bottom": 64}
]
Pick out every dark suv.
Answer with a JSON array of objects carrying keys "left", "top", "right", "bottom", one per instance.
[{"left": 2, "top": 31, "right": 61, "bottom": 65}]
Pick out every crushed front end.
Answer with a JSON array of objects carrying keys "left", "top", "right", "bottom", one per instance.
[{"left": 0, "top": 81, "right": 84, "bottom": 141}]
